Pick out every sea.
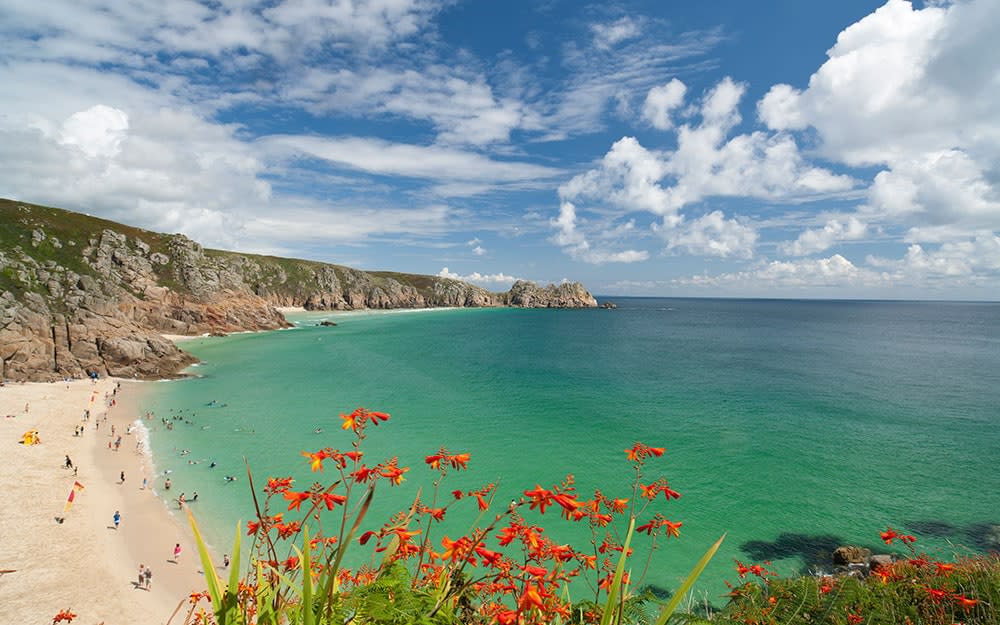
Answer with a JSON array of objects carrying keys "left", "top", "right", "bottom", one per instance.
[{"left": 135, "top": 298, "right": 1000, "bottom": 604}]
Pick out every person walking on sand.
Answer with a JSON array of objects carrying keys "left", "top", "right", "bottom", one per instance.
[
  {"left": 120, "top": 470, "right": 125, "bottom": 484},
  {"left": 138, "top": 564, "right": 145, "bottom": 589},
  {"left": 64, "top": 455, "right": 73, "bottom": 470},
  {"left": 113, "top": 510, "right": 121, "bottom": 530},
  {"left": 173, "top": 543, "right": 182, "bottom": 562},
  {"left": 144, "top": 567, "right": 152, "bottom": 590}
]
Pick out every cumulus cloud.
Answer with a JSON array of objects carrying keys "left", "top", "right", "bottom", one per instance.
[
  {"left": 867, "top": 235, "right": 1000, "bottom": 281},
  {"left": 549, "top": 201, "right": 650, "bottom": 264},
  {"left": 553, "top": 76, "right": 853, "bottom": 262},
  {"left": 675, "top": 254, "right": 884, "bottom": 289},
  {"left": 758, "top": 0, "right": 1000, "bottom": 252},
  {"left": 438, "top": 267, "right": 520, "bottom": 286},
  {"left": 642, "top": 79, "right": 687, "bottom": 130},
  {"left": 659, "top": 210, "right": 758, "bottom": 259},
  {"left": 780, "top": 216, "right": 868, "bottom": 256}
]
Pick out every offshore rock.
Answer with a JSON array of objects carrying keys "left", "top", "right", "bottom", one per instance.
[
  {"left": 832, "top": 546, "right": 872, "bottom": 565},
  {"left": 504, "top": 280, "right": 599, "bottom": 308}
]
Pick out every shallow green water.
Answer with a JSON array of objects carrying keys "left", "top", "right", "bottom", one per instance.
[{"left": 138, "top": 299, "right": 1000, "bottom": 604}]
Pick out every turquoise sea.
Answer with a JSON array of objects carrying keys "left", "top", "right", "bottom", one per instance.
[{"left": 138, "top": 298, "right": 1000, "bottom": 603}]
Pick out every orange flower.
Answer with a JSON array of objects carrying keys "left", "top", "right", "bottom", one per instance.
[
  {"left": 246, "top": 520, "right": 262, "bottom": 535},
  {"left": 425, "top": 453, "right": 445, "bottom": 470},
  {"left": 340, "top": 408, "right": 389, "bottom": 431},
  {"left": 663, "top": 519, "right": 682, "bottom": 538},
  {"left": 954, "top": 594, "right": 979, "bottom": 610},
  {"left": 316, "top": 492, "right": 347, "bottom": 510},
  {"left": 925, "top": 586, "right": 949, "bottom": 603},
  {"left": 265, "top": 477, "right": 293, "bottom": 493},
  {"left": 523, "top": 485, "right": 554, "bottom": 514},
  {"left": 427, "top": 507, "right": 446, "bottom": 522},
  {"left": 301, "top": 450, "right": 328, "bottom": 472},
  {"left": 283, "top": 490, "right": 311, "bottom": 511},
  {"left": 379, "top": 460, "right": 409, "bottom": 485},
  {"left": 517, "top": 585, "right": 546, "bottom": 612},
  {"left": 625, "top": 442, "right": 666, "bottom": 462},
  {"left": 52, "top": 609, "right": 77, "bottom": 623},
  {"left": 880, "top": 527, "right": 899, "bottom": 544},
  {"left": 605, "top": 497, "right": 629, "bottom": 513},
  {"left": 846, "top": 613, "right": 863, "bottom": 624},
  {"left": 351, "top": 464, "right": 376, "bottom": 483},
  {"left": 934, "top": 562, "right": 955, "bottom": 575},
  {"left": 448, "top": 453, "right": 471, "bottom": 470}
]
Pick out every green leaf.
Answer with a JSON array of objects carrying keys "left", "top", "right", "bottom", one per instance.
[
  {"left": 599, "top": 516, "right": 636, "bottom": 625},
  {"left": 299, "top": 525, "right": 314, "bottom": 625},
  {"left": 187, "top": 507, "right": 225, "bottom": 616},
  {"left": 653, "top": 533, "right": 726, "bottom": 625}
]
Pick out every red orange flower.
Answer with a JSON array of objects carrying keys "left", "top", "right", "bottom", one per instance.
[{"left": 283, "top": 490, "right": 311, "bottom": 511}]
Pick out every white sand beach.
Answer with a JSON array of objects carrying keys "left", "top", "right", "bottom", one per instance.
[{"left": 0, "top": 379, "right": 219, "bottom": 624}]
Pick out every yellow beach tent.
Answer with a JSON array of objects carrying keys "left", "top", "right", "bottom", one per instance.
[{"left": 19, "top": 430, "right": 40, "bottom": 445}]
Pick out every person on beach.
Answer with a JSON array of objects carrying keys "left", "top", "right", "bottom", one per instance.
[
  {"left": 113, "top": 510, "right": 121, "bottom": 530},
  {"left": 164, "top": 478, "right": 172, "bottom": 490},
  {"left": 144, "top": 567, "right": 152, "bottom": 589},
  {"left": 120, "top": 470, "right": 125, "bottom": 484},
  {"left": 177, "top": 493, "right": 186, "bottom": 508},
  {"left": 173, "top": 543, "right": 182, "bottom": 562},
  {"left": 138, "top": 564, "right": 145, "bottom": 588},
  {"left": 142, "top": 477, "right": 147, "bottom": 490},
  {"left": 64, "top": 455, "right": 73, "bottom": 469},
  {"left": 223, "top": 554, "right": 230, "bottom": 568}
]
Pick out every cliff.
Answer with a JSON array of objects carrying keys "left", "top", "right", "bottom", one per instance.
[{"left": 0, "top": 199, "right": 597, "bottom": 381}]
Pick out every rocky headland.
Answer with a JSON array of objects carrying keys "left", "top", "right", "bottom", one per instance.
[{"left": 0, "top": 199, "right": 597, "bottom": 381}]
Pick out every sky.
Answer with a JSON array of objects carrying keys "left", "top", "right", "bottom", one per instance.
[{"left": 1, "top": 0, "right": 998, "bottom": 300}]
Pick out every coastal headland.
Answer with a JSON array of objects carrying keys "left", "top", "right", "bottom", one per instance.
[{"left": 0, "top": 198, "right": 598, "bottom": 383}]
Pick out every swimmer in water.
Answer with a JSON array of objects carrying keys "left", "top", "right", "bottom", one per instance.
[{"left": 224, "top": 476, "right": 236, "bottom": 483}]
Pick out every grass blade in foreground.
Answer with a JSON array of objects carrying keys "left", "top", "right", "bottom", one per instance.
[
  {"left": 653, "top": 533, "right": 726, "bottom": 625},
  {"left": 599, "top": 517, "right": 636, "bottom": 625},
  {"left": 187, "top": 508, "right": 225, "bottom": 615}
]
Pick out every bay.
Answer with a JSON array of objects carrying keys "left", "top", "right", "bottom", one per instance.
[{"left": 138, "top": 298, "right": 1000, "bottom": 603}]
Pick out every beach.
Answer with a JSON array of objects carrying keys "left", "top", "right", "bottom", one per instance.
[{"left": 0, "top": 379, "right": 212, "bottom": 624}]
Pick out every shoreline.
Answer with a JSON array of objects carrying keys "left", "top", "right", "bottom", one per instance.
[{"left": 0, "top": 379, "right": 218, "bottom": 624}]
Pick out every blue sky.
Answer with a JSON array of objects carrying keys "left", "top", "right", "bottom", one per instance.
[{"left": 1, "top": 0, "right": 998, "bottom": 299}]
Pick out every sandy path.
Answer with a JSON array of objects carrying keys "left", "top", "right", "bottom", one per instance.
[{"left": 0, "top": 379, "right": 221, "bottom": 624}]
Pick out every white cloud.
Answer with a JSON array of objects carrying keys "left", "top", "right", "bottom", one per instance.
[
  {"left": 554, "top": 76, "right": 854, "bottom": 262},
  {"left": 539, "top": 27, "right": 724, "bottom": 140},
  {"left": 867, "top": 235, "right": 1000, "bottom": 281},
  {"left": 59, "top": 105, "right": 130, "bottom": 158},
  {"left": 549, "top": 201, "right": 649, "bottom": 264},
  {"left": 260, "top": 135, "right": 561, "bottom": 187},
  {"left": 285, "top": 66, "right": 526, "bottom": 146},
  {"left": 642, "top": 79, "right": 687, "bottom": 130},
  {"left": 780, "top": 216, "right": 868, "bottom": 256},
  {"left": 865, "top": 150, "right": 1000, "bottom": 234},
  {"left": 437, "top": 267, "right": 520, "bottom": 286},
  {"left": 591, "top": 16, "right": 643, "bottom": 49},
  {"left": 659, "top": 210, "right": 758, "bottom": 259},
  {"left": 465, "top": 238, "right": 487, "bottom": 255},
  {"left": 675, "top": 254, "right": 885, "bottom": 289},
  {"left": 757, "top": 0, "right": 1000, "bottom": 254}
]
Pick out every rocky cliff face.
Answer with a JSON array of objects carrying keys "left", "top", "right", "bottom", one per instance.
[{"left": 0, "top": 200, "right": 598, "bottom": 381}]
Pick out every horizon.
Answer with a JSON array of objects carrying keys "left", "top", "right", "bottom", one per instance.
[{"left": 1, "top": 1, "right": 997, "bottom": 300}]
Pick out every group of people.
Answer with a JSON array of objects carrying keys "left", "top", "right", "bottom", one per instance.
[{"left": 136, "top": 564, "right": 152, "bottom": 590}]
